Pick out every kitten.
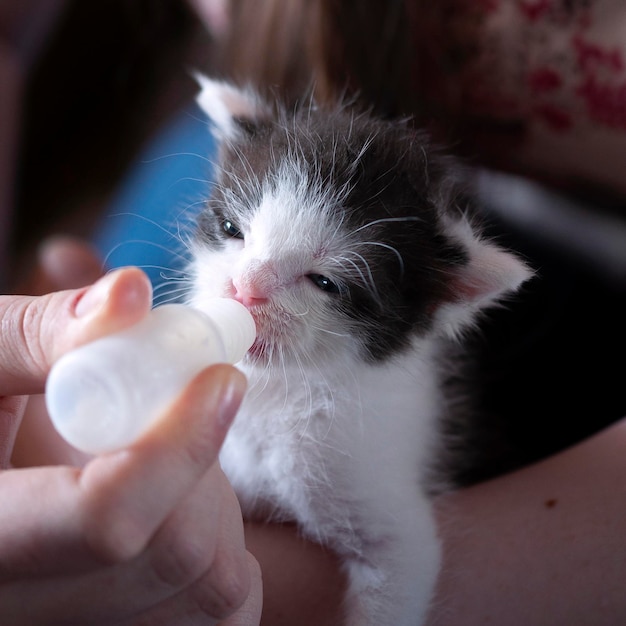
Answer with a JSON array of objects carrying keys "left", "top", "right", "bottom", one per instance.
[{"left": 187, "top": 77, "right": 531, "bottom": 626}]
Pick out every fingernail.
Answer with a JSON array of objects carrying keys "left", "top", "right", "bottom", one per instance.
[
  {"left": 215, "top": 367, "right": 247, "bottom": 429},
  {"left": 75, "top": 271, "right": 118, "bottom": 317}
]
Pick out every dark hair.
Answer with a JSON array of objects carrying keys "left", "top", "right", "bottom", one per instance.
[
  {"left": 212, "top": 0, "right": 417, "bottom": 119},
  {"left": 13, "top": 0, "right": 213, "bottom": 264},
  {"left": 213, "top": 0, "right": 315, "bottom": 102},
  {"left": 310, "top": 0, "right": 418, "bottom": 119}
]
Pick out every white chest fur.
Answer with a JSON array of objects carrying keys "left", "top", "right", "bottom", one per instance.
[{"left": 221, "top": 347, "right": 444, "bottom": 625}]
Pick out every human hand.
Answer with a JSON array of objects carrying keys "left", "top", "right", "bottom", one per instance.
[{"left": 0, "top": 266, "right": 262, "bottom": 625}]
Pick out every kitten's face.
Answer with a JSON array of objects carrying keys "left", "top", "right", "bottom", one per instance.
[
  {"left": 188, "top": 79, "right": 531, "bottom": 367},
  {"left": 188, "top": 105, "right": 467, "bottom": 366}
]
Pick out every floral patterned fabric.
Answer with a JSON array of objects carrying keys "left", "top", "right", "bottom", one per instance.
[{"left": 409, "top": 0, "right": 626, "bottom": 193}]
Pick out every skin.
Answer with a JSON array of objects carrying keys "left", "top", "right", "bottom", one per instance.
[
  {"left": 1, "top": 266, "right": 263, "bottom": 626},
  {"left": 429, "top": 422, "right": 626, "bottom": 625}
]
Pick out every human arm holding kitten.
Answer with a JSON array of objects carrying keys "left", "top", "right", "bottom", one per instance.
[{"left": 243, "top": 420, "right": 626, "bottom": 626}]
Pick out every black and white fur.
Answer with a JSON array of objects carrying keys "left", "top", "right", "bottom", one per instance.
[{"left": 187, "top": 77, "right": 531, "bottom": 626}]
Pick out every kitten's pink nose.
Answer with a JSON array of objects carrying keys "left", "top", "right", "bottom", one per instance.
[
  {"left": 233, "top": 289, "right": 268, "bottom": 308},
  {"left": 232, "top": 280, "right": 270, "bottom": 308},
  {"left": 232, "top": 262, "right": 278, "bottom": 307}
]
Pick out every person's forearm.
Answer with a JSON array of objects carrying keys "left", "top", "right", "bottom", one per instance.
[
  {"left": 246, "top": 417, "right": 626, "bottom": 625},
  {"left": 244, "top": 520, "right": 347, "bottom": 626},
  {"left": 430, "top": 417, "right": 626, "bottom": 625}
]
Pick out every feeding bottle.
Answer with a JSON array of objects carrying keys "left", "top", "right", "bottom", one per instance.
[{"left": 45, "top": 299, "right": 255, "bottom": 454}]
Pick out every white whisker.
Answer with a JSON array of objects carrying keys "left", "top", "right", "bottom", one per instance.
[
  {"left": 312, "top": 326, "right": 350, "bottom": 338},
  {"left": 103, "top": 239, "right": 191, "bottom": 267},
  {"left": 332, "top": 251, "right": 381, "bottom": 303},
  {"left": 141, "top": 151, "right": 218, "bottom": 167},
  {"left": 353, "top": 216, "right": 422, "bottom": 234},
  {"left": 154, "top": 272, "right": 190, "bottom": 283},
  {"left": 360, "top": 241, "right": 405, "bottom": 275}
]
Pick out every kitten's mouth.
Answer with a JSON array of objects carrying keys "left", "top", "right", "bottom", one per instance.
[
  {"left": 244, "top": 311, "right": 270, "bottom": 360},
  {"left": 247, "top": 337, "right": 266, "bottom": 359},
  {"left": 244, "top": 324, "right": 282, "bottom": 363},
  {"left": 238, "top": 302, "right": 293, "bottom": 363}
]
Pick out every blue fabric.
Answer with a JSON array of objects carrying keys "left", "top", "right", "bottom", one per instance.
[{"left": 93, "top": 102, "right": 215, "bottom": 303}]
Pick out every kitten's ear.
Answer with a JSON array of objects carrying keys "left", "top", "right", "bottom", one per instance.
[
  {"left": 193, "top": 74, "right": 272, "bottom": 140},
  {"left": 437, "top": 216, "right": 533, "bottom": 337}
]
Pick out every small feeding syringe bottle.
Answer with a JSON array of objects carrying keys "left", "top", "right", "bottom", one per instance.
[{"left": 45, "top": 299, "right": 256, "bottom": 455}]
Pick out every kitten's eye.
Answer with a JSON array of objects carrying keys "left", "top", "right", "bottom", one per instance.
[
  {"left": 307, "top": 274, "right": 341, "bottom": 295},
  {"left": 222, "top": 219, "right": 243, "bottom": 239}
]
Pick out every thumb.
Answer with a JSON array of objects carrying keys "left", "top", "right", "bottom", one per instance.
[{"left": 0, "top": 267, "right": 152, "bottom": 396}]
